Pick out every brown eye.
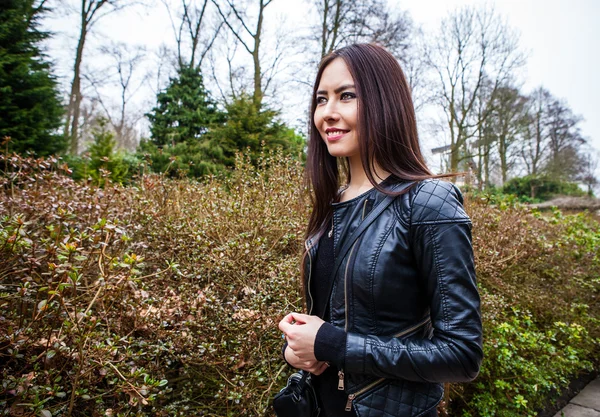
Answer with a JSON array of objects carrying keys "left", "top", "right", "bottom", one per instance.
[{"left": 340, "top": 92, "right": 356, "bottom": 101}]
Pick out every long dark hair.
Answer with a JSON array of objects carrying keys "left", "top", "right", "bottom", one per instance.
[{"left": 305, "top": 43, "right": 446, "bottom": 240}]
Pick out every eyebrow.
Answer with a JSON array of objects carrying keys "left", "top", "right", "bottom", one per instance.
[{"left": 316, "top": 84, "right": 356, "bottom": 95}]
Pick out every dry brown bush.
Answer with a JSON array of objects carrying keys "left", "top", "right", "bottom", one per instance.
[
  {"left": 1, "top": 152, "right": 308, "bottom": 416},
  {"left": 468, "top": 195, "right": 600, "bottom": 331},
  {"left": 1, "top": 154, "right": 599, "bottom": 416}
]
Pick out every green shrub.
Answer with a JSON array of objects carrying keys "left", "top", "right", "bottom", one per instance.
[
  {"left": 457, "top": 293, "right": 594, "bottom": 417},
  {"left": 503, "top": 175, "right": 586, "bottom": 202},
  {"left": 449, "top": 194, "right": 600, "bottom": 416},
  {"left": 58, "top": 122, "right": 143, "bottom": 185},
  {"left": 137, "top": 138, "right": 227, "bottom": 178}
]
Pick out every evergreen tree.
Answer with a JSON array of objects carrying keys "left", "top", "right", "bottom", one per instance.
[
  {"left": 146, "top": 66, "right": 222, "bottom": 146},
  {"left": 0, "top": 0, "right": 65, "bottom": 155},
  {"left": 137, "top": 138, "right": 227, "bottom": 178},
  {"left": 87, "top": 119, "right": 129, "bottom": 185},
  {"left": 142, "top": 69, "right": 304, "bottom": 178},
  {"left": 210, "top": 95, "right": 305, "bottom": 166},
  {"left": 142, "top": 65, "right": 227, "bottom": 177}
]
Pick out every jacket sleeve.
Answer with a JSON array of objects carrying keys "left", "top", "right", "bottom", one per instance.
[{"left": 343, "top": 180, "right": 483, "bottom": 383}]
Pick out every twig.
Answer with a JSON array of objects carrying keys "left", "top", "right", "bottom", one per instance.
[
  {"left": 106, "top": 361, "right": 148, "bottom": 405},
  {"left": 215, "top": 367, "right": 236, "bottom": 387},
  {"left": 259, "top": 363, "right": 287, "bottom": 408}
]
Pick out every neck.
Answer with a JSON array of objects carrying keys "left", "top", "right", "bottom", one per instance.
[
  {"left": 347, "top": 155, "right": 390, "bottom": 190},
  {"left": 348, "top": 155, "right": 390, "bottom": 195}
]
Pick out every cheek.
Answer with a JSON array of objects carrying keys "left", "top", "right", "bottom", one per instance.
[
  {"left": 313, "top": 114, "right": 325, "bottom": 134},
  {"left": 313, "top": 110, "right": 322, "bottom": 126},
  {"left": 346, "top": 107, "right": 358, "bottom": 125}
]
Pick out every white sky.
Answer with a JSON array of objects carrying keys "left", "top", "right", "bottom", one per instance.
[{"left": 43, "top": 0, "right": 600, "bottom": 174}]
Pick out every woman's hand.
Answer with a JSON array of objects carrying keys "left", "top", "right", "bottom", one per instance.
[
  {"left": 279, "top": 312, "right": 325, "bottom": 362},
  {"left": 284, "top": 345, "right": 329, "bottom": 375}
]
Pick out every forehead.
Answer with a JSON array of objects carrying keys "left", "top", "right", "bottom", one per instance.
[{"left": 317, "top": 58, "right": 354, "bottom": 90}]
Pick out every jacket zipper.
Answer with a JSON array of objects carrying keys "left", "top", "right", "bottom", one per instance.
[
  {"left": 344, "top": 199, "right": 370, "bottom": 332},
  {"left": 341, "top": 317, "right": 432, "bottom": 411},
  {"left": 339, "top": 199, "right": 369, "bottom": 392},
  {"left": 305, "top": 239, "right": 314, "bottom": 315}
]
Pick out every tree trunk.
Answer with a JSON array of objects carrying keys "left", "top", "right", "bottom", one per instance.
[
  {"left": 450, "top": 146, "right": 459, "bottom": 174},
  {"left": 252, "top": 0, "right": 265, "bottom": 104},
  {"left": 320, "top": 0, "right": 330, "bottom": 59},
  {"left": 66, "top": 22, "right": 87, "bottom": 154},
  {"left": 484, "top": 140, "right": 490, "bottom": 188},
  {"left": 66, "top": 3, "right": 90, "bottom": 155},
  {"left": 499, "top": 136, "right": 507, "bottom": 185}
]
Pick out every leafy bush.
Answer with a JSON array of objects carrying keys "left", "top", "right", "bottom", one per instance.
[
  {"left": 458, "top": 296, "right": 594, "bottom": 417},
  {"left": 59, "top": 121, "right": 143, "bottom": 185},
  {"left": 1, "top": 151, "right": 307, "bottom": 416},
  {"left": 448, "top": 194, "right": 600, "bottom": 416},
  {"left": 1, "top": 154, "right": 599, "bottom": 416},
  {"left": 503, "top": 175, "right": 586, "bottom": 202}
]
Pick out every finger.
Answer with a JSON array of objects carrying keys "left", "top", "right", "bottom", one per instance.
[
  {"left": 278, "top": 319, "right": 293, "bottom": 333},
  {"left": 281, "top": 313, "right": 296, "bottom": 324},
  {"left": 290, "top": 312, "right": 310, "bottom": 324}
]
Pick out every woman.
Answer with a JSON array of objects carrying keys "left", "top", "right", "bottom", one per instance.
[{"left": 279, "top": 44, "right": 483, "bottom": 417}]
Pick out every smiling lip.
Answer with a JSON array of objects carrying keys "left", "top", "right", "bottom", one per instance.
[{"left": 325, "top": 128, "right": 349, "bottom": 141}]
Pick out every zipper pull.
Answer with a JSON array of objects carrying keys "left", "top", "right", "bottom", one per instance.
[
  {"left": 337, "top": 370, "right": 345, "bottom": 390},
  {"left": 345, "top": 393, "right": 356, "bottom": 411}
]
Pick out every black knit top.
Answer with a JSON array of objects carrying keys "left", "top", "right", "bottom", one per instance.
[{"left": 311, "top": 218, "right": 356, "bottom": 416}]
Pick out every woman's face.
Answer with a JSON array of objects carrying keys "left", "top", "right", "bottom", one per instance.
[{"left": 314, "top": 58, "right": 359, "bottom": 159}]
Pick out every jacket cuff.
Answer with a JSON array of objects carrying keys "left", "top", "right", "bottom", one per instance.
[
  {"left": 345, "top": 333, "right": 367, "bottom": 374},
  {"left": 314, "top": 322, "right": 346, "bottom": 368},
  {"left": 281, "top": 341, "right": 292, "bottom": 367}
]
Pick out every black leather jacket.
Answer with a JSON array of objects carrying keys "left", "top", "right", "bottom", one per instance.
[{"left": 304, "top": 179, "right": 483, "bottom": 417}]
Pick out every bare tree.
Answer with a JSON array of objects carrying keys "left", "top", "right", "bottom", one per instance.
[
  {"left": 312, "top": 0, "right": 413, "bottom": 60},
  {"left": 544, "top": 97, "right": 586, "bottom": 181},
  {"left": 485, "top": 82, "right": 528, "bottom": 184},
  {"left": 472, "top": 77, "right": 496, "bottom": 189},
  {"left": 85, "top": 43, "right": 148, "bottom": 151},
  {"left": 578, "top": 148, "right": 599, "bottom": 196},
  {"left": 398, "top": 28, "right": 431, "bottom": 113},
  {"left": 520, "top": 87, "right": 550, "bottom": 177},
  {"left": 63, "top": 0, "right": 133, "bottom": 155},
  {"left": 207, "top": 37, "right": 246, "bottom": 103},
  {"left": 519, "top": 87, "right": 587, "bottom": 183},
  {"left": 425, "top": 5, "right": 525, "bottom": 174},
  {"left": 76, "top": 99, "right": 103, "bottom": 152},
  {"left": 162, "top": 0, "right": 223, "bottom": 71},
  {"left": 211, "top": 0, "right": 276, "bottom": 105}
]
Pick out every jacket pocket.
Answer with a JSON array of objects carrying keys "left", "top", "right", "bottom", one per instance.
[{"left": 352, "top": 379, "right": 443, "bottom": 417}]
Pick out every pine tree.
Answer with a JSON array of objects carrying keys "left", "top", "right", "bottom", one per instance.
[
  {"left": 0, "top": 0, "right": 65, "bottom": 155},
  {"left": 88, "top": 119, "right": 129, "bottom": 185},
  {"left": 143, "top": 68, "right": 304, "bottom": 178},
  {"left": 142, "top": 66, "right": 227, "bottom": 177},
  {"left": 146, "top": 66, "right": 223, "bottom": 146},
  {"left": 210, "top": 95, "right": 305, "bottom": 166}
]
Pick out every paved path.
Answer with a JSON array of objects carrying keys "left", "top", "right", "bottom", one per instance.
[{"left": 554, "top": 377, "right": 600, "bottom": 417}]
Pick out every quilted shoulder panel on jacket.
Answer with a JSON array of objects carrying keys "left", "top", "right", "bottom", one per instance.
[{"left": 410, "top": 179, "right": 469, "bottom": 225}]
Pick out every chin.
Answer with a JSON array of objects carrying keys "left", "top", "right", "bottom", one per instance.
[
  {"left": 326, "top": 149, "right": 346, "bottom": 158},
  {"left": 326, "top": 146, "right": 356, "bottom": 159}
]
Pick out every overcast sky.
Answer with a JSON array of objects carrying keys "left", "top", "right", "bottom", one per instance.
[{"left": 44, "top": 0, "right": 600, "bottom": 174}]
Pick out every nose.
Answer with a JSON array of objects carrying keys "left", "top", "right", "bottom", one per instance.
[{"left": 321, "top": 100, "right": 340, "bottom": 122}]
